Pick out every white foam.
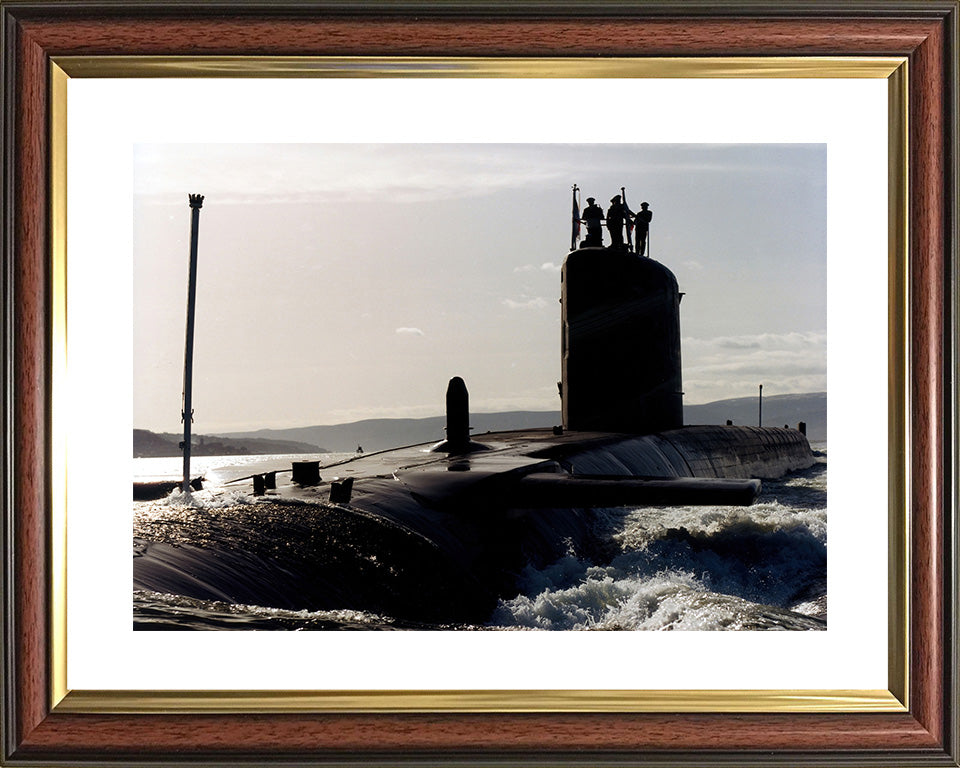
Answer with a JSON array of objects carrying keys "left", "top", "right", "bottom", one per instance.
[
  {"left": 492, "top": 463, "right": 828, "bottom": 631},
  {"left": 492, "top": 569, "right": 823, "bottom": 632},
  {"left": 158, "top": 486, "right": 258, "bottom": 509}
]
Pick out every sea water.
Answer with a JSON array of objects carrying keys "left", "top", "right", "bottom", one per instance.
[{"left": 132, "top": 447, "right": 827, "bottom": 631}]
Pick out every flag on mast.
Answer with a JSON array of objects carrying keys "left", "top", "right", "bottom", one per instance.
[
  {"left": 622, "top": 186, "right": 634, "bottom": 251},
  {"left": 571, "top": 184, "right": 581, "bottom": 251}
]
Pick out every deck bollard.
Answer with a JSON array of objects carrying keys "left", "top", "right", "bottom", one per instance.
[
  {"left": 292, "top": 460, "right": 321, "bottom": 486},
  {"left": 330, "top": 476, "right": 354, "bottom": 504}
]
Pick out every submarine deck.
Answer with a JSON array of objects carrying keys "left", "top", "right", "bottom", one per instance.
[{"left": 208, "top": 423, "right": 814, "bottom": 505}]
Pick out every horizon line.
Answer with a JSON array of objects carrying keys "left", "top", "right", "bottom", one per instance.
[{"left": 134, "top": 390, "right": 826, "bottom": 434}]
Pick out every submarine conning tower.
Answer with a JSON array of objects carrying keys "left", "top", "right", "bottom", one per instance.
[{"left": 562, "top": 248, "right": 683, "bottom": 433}]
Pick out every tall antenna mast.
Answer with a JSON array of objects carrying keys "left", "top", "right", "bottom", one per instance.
[{"left": 181, "top": 194, "right": 204, "bottom": 494}]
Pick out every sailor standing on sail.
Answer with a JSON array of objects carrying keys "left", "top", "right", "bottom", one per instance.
[
  {"left": 634, "top": 202, "right": 653, "bottom": 256},
  {"left": 606, "top": 195, "right": 628, "bottom": 250},
  {"left": 580, "top": 197, "right": 605, "bottom": 247}
]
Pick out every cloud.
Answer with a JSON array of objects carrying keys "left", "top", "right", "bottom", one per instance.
[
  {"left": 550, "top": 143, "right": 825, "bottom": 179},
  {"left": 684, "top": 331, "right": 826, "bottom": 351},
  {"left": 135, "top": 144, "right": 569, "bottom": 205},
  {"left": 513, "top": 262, "right": 562, "bottom": 274},
  {"left": 395, "top": 327, "right": 425, "bottom": 336},
  {"left": 502, "top": 297, "right": 549, "bottom": 310},
  {"left": 713, "top": 338, "right": 761, "bottom": 350},
  {"left": 682, "top": 331, "right": 826, "bottom": 403}
]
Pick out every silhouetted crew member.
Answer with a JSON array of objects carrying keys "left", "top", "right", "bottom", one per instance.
[
  {"left": 580, "top": 197, "right": 604, "bottom": 247},
  {"left": 634, "top": 202, "right": 653, "bottom": 256},
  {"left": 606, "top": 195, "right": 628, "bottom": 249}
]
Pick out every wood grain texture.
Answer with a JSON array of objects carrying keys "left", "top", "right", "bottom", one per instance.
[
  {"left": 12, "top": 712, "right": 942, "bottom": 755},
  {"left": 3, "top": 4, "right": 956, "bottom": 764},
  {"left": 13, "top": 22, "right": 50, "bottom": 750},
  {"left": 908, "top": 13, "right": 947, "bottom": 747},
  {"left": 16, "top": 16, "right": 942, "bottom": 56}
]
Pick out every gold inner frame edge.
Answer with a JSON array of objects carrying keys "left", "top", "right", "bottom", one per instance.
[
  {"left": 53, "top": 55, "right": 904, "bottom": 79},
  {"left": 57, "top": 688, "right": 904, "bottom": 715}
]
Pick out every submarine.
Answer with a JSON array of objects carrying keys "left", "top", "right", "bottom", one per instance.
[{"left": 133, "top": 243, "right": 815, "bottom": 626}]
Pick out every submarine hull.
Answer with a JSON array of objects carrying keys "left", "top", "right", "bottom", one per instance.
[{"left": 133, "top": 425, "right": 814, "bottom": 625}]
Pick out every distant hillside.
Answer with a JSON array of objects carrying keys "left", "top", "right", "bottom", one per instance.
[
  {"left": 684, "top": 392, "right": 826, "bottom": 441},
  {"left": 214, "top": 392, "right": 825, "bottom": 452},
  {"left": 215, "top": 411, "right": 564, "bottom": 454},
  {"left": 133, "top": 429, "right": 324, "bottom": 458}
]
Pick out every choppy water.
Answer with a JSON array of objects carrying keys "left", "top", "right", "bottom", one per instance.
[{"left": 133, "top": 448, "right": 826, "bottom": 631}]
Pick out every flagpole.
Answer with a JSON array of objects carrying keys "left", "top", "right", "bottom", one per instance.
[
  {"left": 570, "top": 184, "right": 580, "bottom": 251},
  {"left": 621, "top": 186, "right": 633, "bottom": 252}
]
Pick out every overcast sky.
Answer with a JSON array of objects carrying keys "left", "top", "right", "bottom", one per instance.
[{"left": 133, "top": 143, "right": 826, "bottom": 433}]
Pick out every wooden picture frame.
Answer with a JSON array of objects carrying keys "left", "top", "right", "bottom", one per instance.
[{"left": 2, "top": 2, "right": 957, "bottom": 764}]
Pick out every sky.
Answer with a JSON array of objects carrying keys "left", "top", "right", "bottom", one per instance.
[{"left": 133, "top": 143, "right": 826, "bottom": 433}]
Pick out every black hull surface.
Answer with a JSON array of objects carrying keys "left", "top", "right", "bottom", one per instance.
[{"left": 133, "top": 425, "right": 814, "bottom": 626}]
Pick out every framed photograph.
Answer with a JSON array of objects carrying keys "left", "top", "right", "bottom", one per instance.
[{"left": 2, "top": 2, "right": 957, "bottom": 765}]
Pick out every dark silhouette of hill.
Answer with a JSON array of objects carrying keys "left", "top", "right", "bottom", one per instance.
[
  {"left": 685, "top": 392, "right": 826, "bottom": 442},
  {"left": 133, "top": 429, "right": 324, "bottom": 458},
  {"left": 209, "top": 392, "right": 825, "bottom": 453},
  {"left": 214, "top": 411, "right": 564, "bottom": 454}
]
